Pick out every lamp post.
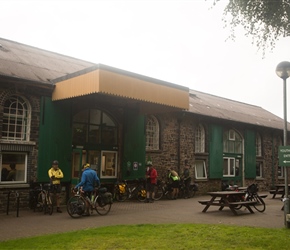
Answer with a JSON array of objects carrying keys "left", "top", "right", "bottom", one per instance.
[{"left": 276, "top": 61, "right": 290, "bottom": 228}]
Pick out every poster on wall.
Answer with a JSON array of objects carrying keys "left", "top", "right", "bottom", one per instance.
[{"left": 133, "top": 162, "right": 138, "bottom": 171}]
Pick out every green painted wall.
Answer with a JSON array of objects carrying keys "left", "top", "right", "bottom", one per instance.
[
  {"left": 244, "top": 130, "right": 256, "bottom": 178},
  {"left": 37, "top": 97, "right": 72, "bottom": 182},
  {"left": 209, "top": 124, "right": 223, "bottom": 178},
  {"left": 122, "top": 109, "right": 146, "bottom": 180}
]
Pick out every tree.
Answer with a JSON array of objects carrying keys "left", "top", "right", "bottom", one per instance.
[{"left": 213, "top": 0, "right": 290, "bottom": 53}]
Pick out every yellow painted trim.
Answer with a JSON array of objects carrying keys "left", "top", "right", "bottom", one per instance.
[
  {"left": 52, "top": 70, "right": 100, "bottom": 100},
  {"left": 52, "top": 68, "right": 188, "bottom": 110}
]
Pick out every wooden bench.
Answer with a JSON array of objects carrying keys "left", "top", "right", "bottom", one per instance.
[
  {"left": 228, "top": 201, "right": 256, "bottom": 206},
  {"left": 198, "top": 200, "right": 211, "bottom": 205},
  {"left": 259, "top": 194, "right": 267, "bottom": 199},
  {"left": 269, "top": 189, "right": 283, "bottom": 194},
  {"left": 269, "top": 189, "right": 284, "bottom": 198}
]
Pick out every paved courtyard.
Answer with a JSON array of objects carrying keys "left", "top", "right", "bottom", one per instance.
[{"left": 0, "top": 194, "right": 287, "bottom": 241}]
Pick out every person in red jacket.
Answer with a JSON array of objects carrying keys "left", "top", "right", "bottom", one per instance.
[{"left": 145, "top": 161, "right": 158, "bottom": 203}]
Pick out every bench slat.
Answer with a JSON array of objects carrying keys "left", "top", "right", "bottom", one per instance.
[{"left": 228, "top": 201, "right": 256, "bottom": 205}]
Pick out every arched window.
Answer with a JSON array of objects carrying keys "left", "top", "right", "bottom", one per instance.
[
  {"left": 2, "top": 95, "right": 31, "bottom": 141},
  {"left": 256, "top": 133, "right": 262, "bottom": 156},
  {"left": 146, "top": 115, "right": 159, "bottom": 150},
  {"left": 72, "top": 109, "right": 117, "bottom": 146},
  {"left": 195, "top": 124, "right": 205, "bottom": 153},
  {"left": 223, "top": 129, "right": 242, "bottom": 153}
]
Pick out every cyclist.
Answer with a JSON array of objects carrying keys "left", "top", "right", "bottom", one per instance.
[
  {"left": 74, "top": 163, "right": 100, "bottom": 216},
  {"left": 145, "top": 161, "right": 158, "bottom": 203},
  {"left": 168, "top": 168, "right": 180, "bottom": 200},
  {"left": 181, "top": 164, "right": 191, "bottom": 199},
  {"left": 48, "top": 160, "right": 64, "bottom": 213}
]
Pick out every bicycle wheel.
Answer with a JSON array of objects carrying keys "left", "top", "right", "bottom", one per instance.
[
  {"left": 36, "top": 193, "right": 44, "bottom": 212},
  {"left": 94, "top": 196, "right": 111, "bottom": 215},
  {"left": 250, "top": 194, "right": 266, "bottom": 212},
  {"left": 46, "top": 195, "right": 53, "bottom": 215},
  {"left": 137, "top": 188, "right": 147, "bottom": 202},
  {"left": 114, "top": 185, "right": 128, "bottom": 202},
  {"left": 188, "top": 186, "right": 196, "bottom": 198},
  {"left": 67, "top": 196, "right": 86, "bottom": 218},
  {"left": 153, "top": 185, "right": 164, "bottom": 201}
]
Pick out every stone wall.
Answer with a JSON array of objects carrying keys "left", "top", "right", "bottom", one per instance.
[{"left": 146, "top": 112, "right": 288, "bottom": 194}]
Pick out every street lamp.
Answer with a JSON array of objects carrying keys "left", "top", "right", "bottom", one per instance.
[{"left": 276, "top": 61, "right": 290, "bottom": 228}]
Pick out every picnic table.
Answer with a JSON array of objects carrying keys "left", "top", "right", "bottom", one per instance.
[
  {"left": 269, "top": 184, "right": 290, "bottom": 199},
  {"left": 198, "top": 191, "right": 256, "bottom": 216}
]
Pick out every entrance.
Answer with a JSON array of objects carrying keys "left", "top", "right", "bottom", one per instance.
[{"left": 71, "top": 149, "right": 117, "bottom": 185}]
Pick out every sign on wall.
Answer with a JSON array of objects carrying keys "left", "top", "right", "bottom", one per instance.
[{"left": 278, "top": 146, "right": 290, "bottom": 167}]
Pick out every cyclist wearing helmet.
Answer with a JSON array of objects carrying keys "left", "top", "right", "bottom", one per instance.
[
  {"left": 48, "top": 160, "right": 64, "bottom": 213},
  {"left": 74, "top": 163, "right": 100, "bottom": 215}
]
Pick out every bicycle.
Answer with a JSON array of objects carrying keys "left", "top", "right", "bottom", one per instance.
[
  {"left": 243, "top": 183, "right": 266, "bottom": 212},
  {"left": 114, "top": 179, "right": 147, "bottom": 202},
  {"left": 229, "top": 183, "right": 266, "bottom": 212},
  {"left": 35, "top": 183, "right": 53, "bottom": 215},
  {"left": 67, "top": 186, "right": 112, "bottom": 218},
  {"left": 178, "top": 179, "right": 198, "bottom": 199}
]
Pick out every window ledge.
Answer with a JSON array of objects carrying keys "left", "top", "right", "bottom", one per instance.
[
  {"left": 255, "top": 178, "right": 265, "bottom": 181},
  {"left": 0, "top": 184, "right": 30, "bottom": 189},
  {"left": 195, "top": 179, "right": 208, "bottom": 182},
  {"left": 0, "top": 140, "right": 36, "bottom": 145},
  {"left": 194, "top": 152, "right": 209, "bottom": 156}
]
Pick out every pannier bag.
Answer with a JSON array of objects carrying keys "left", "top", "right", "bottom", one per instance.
[
  {"left": 118, "top": 184, "right": 126, "bottom": 194},
  {"left": 247, "top": 183, "right": 258, "bottom": 194},
  {"left": 101, "top": 192, "right": 113, "bottom": 205}
]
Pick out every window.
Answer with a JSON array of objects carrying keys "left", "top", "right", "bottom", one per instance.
[
  {"left": 146, "top": 115, "right": 159, "bottom": 150},
  {"left": 278, "top": 166, "right": 284, "bottom": 178},
  {"left": 195, "top": 160, "right": 207, "bottom": 179},
  {"left": 256, "top": 161, "right": 263, "bottom": 178},
  {"left": 2, "top": 95, "right": 31, "bottom": 141},
  {"left": 223, "top": 129, "right": 242, "bottom": 153},
  {"left": 0, "top": 152, "right": 27, "bottom": 183},
  {"left": 223, "top": 157, "right": 236, "bottom": 177},
  {"left": 256, "top": 133, "right": 262, "bottom": 156},
  {"left": 195, "top": 124, "right": 205, "bottom": 153},
  {"left": 101, "top": 151, "right": 117, "bottom": 179},
  {"left": 72, "top": 109, "right": 117, "bottom": 146}
]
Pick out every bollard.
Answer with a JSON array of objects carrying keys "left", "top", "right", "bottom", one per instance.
[
  {"left": 6, "top": 190, "right": 20, "bottom": 217},
  {"left": 283, "top": 197, "right": 290, "bottom": 228}
]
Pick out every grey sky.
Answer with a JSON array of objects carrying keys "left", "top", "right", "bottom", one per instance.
[{"left": 2, "top": 0, "right": 290, "bottom": 119}]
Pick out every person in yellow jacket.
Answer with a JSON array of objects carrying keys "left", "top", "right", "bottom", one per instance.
[{"left": 48, "top": 160, "right": 64, "bottom": 213}]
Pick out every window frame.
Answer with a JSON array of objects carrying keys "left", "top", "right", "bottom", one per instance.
[
  {"left": 2, "top": 95, "right": 31, "bottom": 141},
  {"left": 256, "top": 161, "right": 263, "bottom": 179},
  {"left": 194, "top": 160, "right": 207, "bottom": 179},
  {"left": 256, "top": 133, "right": 262, "bottom": 157},
  {"left": 223, "top": 157, "right": 236, "bottom": 177},
  {"left": 100, "top": 150, "right": 118, "bottom": 179},
  {"left": 146, "top": 115, "right": 160, "bottom": 151},
  {"left": 0, "top": 152, "right": 28, "bottom": 184},
  {"left": 195, "top": 124, "right": 205, "bottom": 153}
]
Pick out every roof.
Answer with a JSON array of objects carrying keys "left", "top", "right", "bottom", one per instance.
[
  {"left": 0, "top": 37, "right": 285, "bottom": 130},
  {"left": 188, "top": 89, "right": 285, "bottom": 130},
  {"left": 0, "top": 37, "right": 95, "bottom": 85}
]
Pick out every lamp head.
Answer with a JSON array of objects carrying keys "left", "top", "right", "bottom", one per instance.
[{"left": 276, "top": 61, "right": 290, "bottom": 80}]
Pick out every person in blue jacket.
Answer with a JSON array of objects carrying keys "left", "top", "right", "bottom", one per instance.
[{"left": 74, "top": 163, "right": 100, "bottom": 215}]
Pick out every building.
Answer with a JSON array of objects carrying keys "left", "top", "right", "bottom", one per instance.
[{"left": 0, "top": 38, "right": 287, "bottom": 210}]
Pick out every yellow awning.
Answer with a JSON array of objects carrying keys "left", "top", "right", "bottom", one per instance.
[{"left": 52, "top": 64, "right": 189, "bottom": 110}]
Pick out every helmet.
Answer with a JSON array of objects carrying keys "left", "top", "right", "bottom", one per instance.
[{"left": 52, "top": 160, "right": 59, "bottom": 165}]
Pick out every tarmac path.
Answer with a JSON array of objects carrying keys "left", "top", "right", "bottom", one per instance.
[{"left": 0, "top": 194, "right": 286, "bottom": 241}]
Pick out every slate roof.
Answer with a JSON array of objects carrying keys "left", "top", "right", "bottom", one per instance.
[
  {"left": 0, "top": 37, "right": 95, "bottom": 85},
  {"left": 0, "top": 37, "right": 285, "bottom": 130},
  {"left": 189, "top": 89, "right": 284, "bottom": 130}
]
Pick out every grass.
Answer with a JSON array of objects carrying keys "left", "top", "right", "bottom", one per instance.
[{"left": 1, "top": 224, "right": 290, "bottom": 250}]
